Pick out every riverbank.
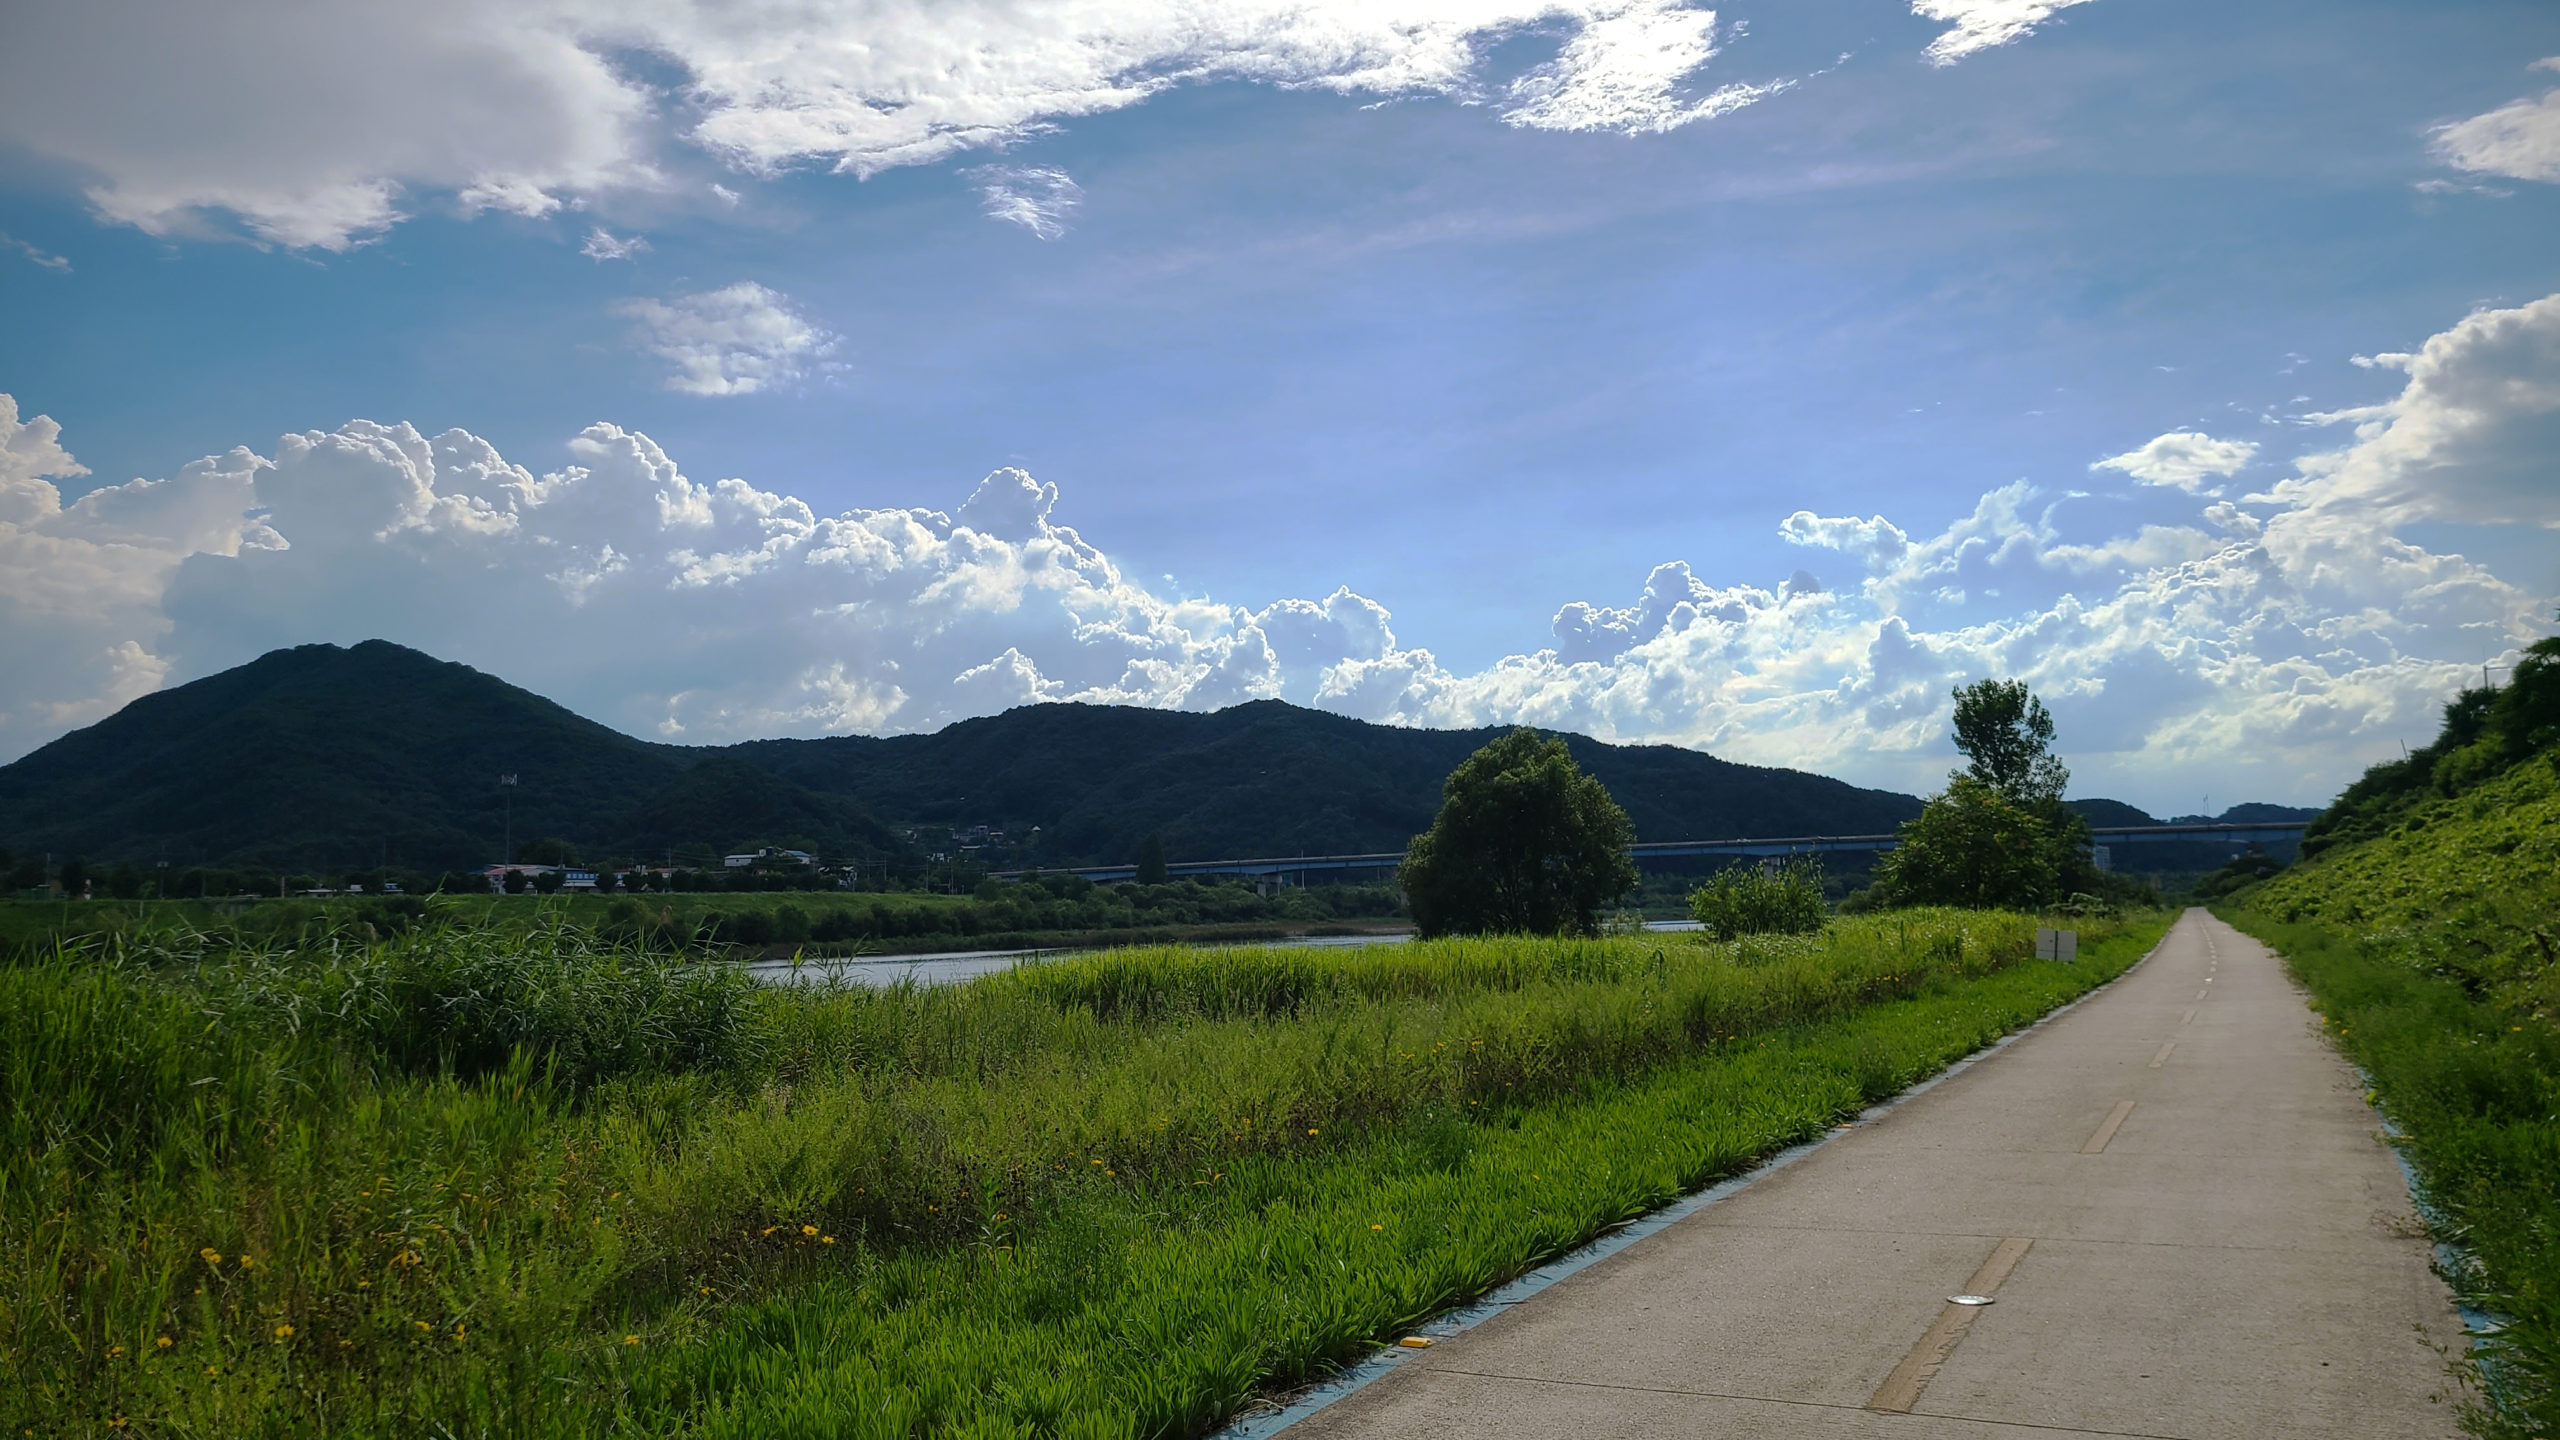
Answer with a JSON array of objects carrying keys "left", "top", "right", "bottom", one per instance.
[{"left": 7, "top": 907, "right": 2164, "bottom": 1436}]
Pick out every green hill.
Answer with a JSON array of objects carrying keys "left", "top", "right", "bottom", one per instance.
[{"left": 0, "top": 641, "right": 1935, "bottom": 872}]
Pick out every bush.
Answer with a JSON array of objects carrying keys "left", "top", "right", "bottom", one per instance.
[
  {"left": 1688, "top": 859, "right": 1829, "bottom": 941},
  {"left": 770, "top": 904, "right": 812, "bottom": 946},
  {"left": 1873, "top": 776, "right": 2077, "bottom": 909}
]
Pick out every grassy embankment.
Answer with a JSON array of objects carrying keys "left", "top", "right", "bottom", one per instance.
[
  {"left": 2220, "top": 750, "right": 2558, "bottom": 1437},
  {"left": 0, "top": 881, "right": 1408, "bottom": 961},
  {"left": 7, "top": 907, "right": 2166, "bottom": 1436}
]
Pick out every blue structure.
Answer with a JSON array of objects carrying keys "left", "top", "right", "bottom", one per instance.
[{"left": 995, "top": 821, "right": 2308, "bottom": 887}]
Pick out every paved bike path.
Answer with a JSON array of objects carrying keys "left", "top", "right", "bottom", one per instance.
[{"left": 1281, "top": 910, "right": 2464, "bottom": 1439}]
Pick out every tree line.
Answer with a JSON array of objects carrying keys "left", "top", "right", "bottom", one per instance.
[{"left": 1397, "top": 677, "right": 2140, "bottom": 939}]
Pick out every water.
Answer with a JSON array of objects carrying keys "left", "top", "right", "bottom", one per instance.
[{"left": 745, "top": 919, "right": 1702, "bottom": 988}]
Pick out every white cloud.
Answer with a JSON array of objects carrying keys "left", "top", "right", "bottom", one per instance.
[
  {"left": 1501, "top": 6, "right": 1792, "bottom": 133},
  {"left": 614, "top": 283, "right": 840, "bottom": 397},
  {"left": 0, "top": 396, "right": 269, "bottom": 744},
  {"left": 2262, "top": 293, "right": 2560, "bottom": 528},
  {"left": 2, "top": 233, "right": 71, "bottom": 272},
  {"left": 580, "top": 227, "right": 649, "bottom": 261},
  {"left": 967, "top": 166, "right": 1084, "bottom": 240},
  {"left": 0, "top": 0, "right": 651, "bottom": 250},
  {"left": 1, "top": 296, "right": 2550, "bottom": 806},
  {"left": 2090, "top": 431, "right": 2258, "bottom": 494},
  {"left": 1911, "top": 0, "right": 2100, "bottom": 67},
  {"left": 0, "top": 1, "right": 1822, "bottom": 249},
  {"left": 2433, "top": 60, "right": 2560, "bottom": 185}
]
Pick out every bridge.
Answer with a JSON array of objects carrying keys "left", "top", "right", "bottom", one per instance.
[{"left": 993, "top": 821, "right": 2309, "bottom": 887}]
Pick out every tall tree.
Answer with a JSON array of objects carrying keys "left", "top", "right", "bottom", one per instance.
[
  {"left": 1949, "top": 678, "right": 2070, "bottom": 804},
  {"left": 1878, "top": 679, "right": 2090, "bottom": 909},
  {"left": 1399, "top": 729, "right": 1638, "bottom": 938},
  {"left": 1135, "top": 833, "right": 1168, "bottom": 886}
]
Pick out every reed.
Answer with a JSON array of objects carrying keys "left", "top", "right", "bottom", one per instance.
[{"left": 4, "top": 907, "right": 2163, "bottom": 1436}]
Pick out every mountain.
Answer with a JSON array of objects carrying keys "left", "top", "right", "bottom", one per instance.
[
  {"left": 2069, "top": 799, "right": 2322, "bottom": 828},
  {"left": 2065, "top": 797, "right": 2321, "bottom": 874},
  {"left": 735, "top": 700, "right": 1929, "bottom": 863},
  {"left": 2066, "top": 798, "right": 2162, "bottom": 829},
  {"left": 0, "top": 642, "right": 696, "bottom": 872},
  {"left": 0, "top": 641, "right": 1928, "bottom": 871}
]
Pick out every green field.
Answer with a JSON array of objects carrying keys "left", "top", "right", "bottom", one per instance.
[
  {"left": 2221, "top": 750, "right": 2559, "bottom": 1437},
  {"left": 5, "top": 905, "right": 2164, "bottom": 1436},
  {"left": 0, "top": 878, "right": 1409, "bottom": 960}
]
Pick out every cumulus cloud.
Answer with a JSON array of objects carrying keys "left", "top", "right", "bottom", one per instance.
[
  {"left": 0, "top": 396, "right": 270, "bottom": 744},
  {"left": 614, "top": 283, "right": 840, "bottom": 397},
  {"left": 2263, "top": 293, "right": 2560, "bottom": 528},
  {"left": 2090, "top": 431, "right": 2258, "bottom": 494},
  {"left": 1, "top": 294, "right": 2550, "bottom": 805},
  {"left": 968, "top": 166, "right": 1085, "bottom": 240},
  {"left": 0, "top": 1, "right": 1832, "bottom": 249},
  {"left": 1911, "top": 0, "right": 2100, "bottom": 67},
  {"left": 580, "top": 227, "right": 649, "bottom": 261},
  {"left": 2433, "top": 59, "right": 2560, "bottom": 185}
]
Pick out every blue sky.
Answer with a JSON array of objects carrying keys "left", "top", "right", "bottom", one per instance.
[{"left": 2, "top": 0, "right": 2556, "bottom": 814}]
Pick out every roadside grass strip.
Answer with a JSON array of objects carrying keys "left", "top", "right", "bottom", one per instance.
[
  {"left": 5, "top": 909, "right": 2163, "bottom": 1437},
  {"left": 2223, "top": 754, "right": 2560, "bottom": 1439},
  {"left": 2220, "top": 911, "right": 2560, "bottom": 1440}
]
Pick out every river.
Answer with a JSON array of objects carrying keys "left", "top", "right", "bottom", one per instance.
[{"left": 745, "top": 920, "right": 1705, "bottom": 989}]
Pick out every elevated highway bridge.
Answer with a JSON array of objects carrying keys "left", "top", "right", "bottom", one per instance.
[{"left": 994, "top": 820, "right": 2309, "bottom": 887}]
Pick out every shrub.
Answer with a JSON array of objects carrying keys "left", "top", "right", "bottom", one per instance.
[
  {"left": 771, "top": 904, "right": 812, "bottom": 946},
  {"left": 1688, "top": 859, "right": 1829, "bottom": 941}
]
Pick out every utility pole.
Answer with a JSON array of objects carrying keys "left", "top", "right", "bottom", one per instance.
[{"left": 499, "top": 774, "right": 518, "bottom": 866}]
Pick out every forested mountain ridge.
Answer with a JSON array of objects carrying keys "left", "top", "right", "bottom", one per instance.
[
  {"left": 0, "top": 641, "right": 1935, "bottom": 871},
  {"left": 734, "top": 699, "right": 1931, "bottom": 863}
]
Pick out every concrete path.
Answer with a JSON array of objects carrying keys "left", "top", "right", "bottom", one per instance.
[{"left": 1283, "top": 910, "right": 2465, "bottom": 1439}]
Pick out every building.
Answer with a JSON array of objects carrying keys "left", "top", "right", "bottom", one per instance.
[{"left": 478, "top": 863, "right": 597, "bottom": 891}]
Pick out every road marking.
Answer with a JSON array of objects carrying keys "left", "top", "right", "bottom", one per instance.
[
  {"left": 1865, "top": 1237, "right": 2035, "bottom": 1414},
  {"left": 2080, "top": 1100, "right": 2137, "bottom": 1154},
  {"left": 2149, "top": 1041, "right": 2176, "bottom": 1069},
  {"left": 2195, "top": 988, "right": 2209, "bottom": 1002},
  {"left": 2180, "top": 1007, "right": 2196, "bottom": 1025}
]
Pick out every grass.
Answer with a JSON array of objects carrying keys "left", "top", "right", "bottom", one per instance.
[
  {"left": 2221, "top": 751, "right": 2560, "bottom": 1438},
  {"left": 5, "top": 907, "right": 2167, "bottom": 1436},
  {"left": 0, "top": 881, "right": 1407, "bottom": 960}
]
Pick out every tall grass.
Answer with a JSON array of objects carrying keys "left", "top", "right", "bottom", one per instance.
[{"left": 4, "top": 907, "right": 2162, "bottom": 1436}]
